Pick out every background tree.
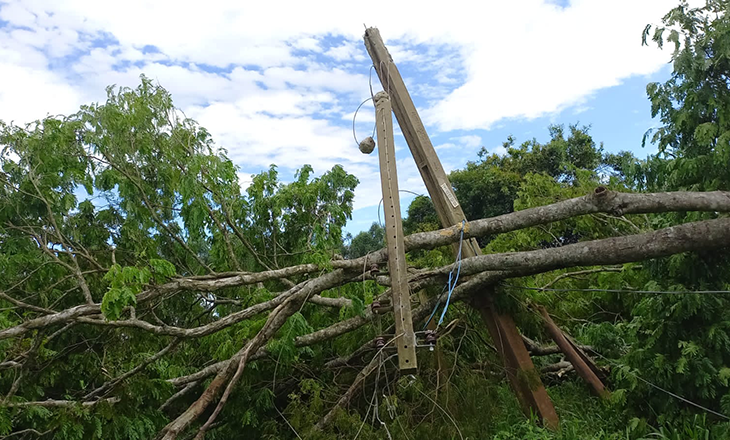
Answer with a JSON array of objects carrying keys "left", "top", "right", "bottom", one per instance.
[
  {"left": 342, "top": 222, "right": 384, "bottom": 259},
  {"left": 0, "top": 78, "right": 364, "bottom": 439},
  {"left": 3, "top": 2, "right": 730, "bottom": 438}
]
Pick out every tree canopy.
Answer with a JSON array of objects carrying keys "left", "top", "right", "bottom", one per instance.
[{"left": 2, "top": 1, "right": 730, "bottom": 439}]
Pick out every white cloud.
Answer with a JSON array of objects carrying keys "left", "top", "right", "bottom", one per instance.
[
  {"left": 435, "top": 135, "right": 482, "bottom": 152},
  {"left": 435, "top": 142, "right": 458, "bottom": 151},
  {"left": 0, "top": 2, "right": 37, "bottom": 27},
  {"left": 387, "top": 44, "right": 427, "bottom": 64},
  {"left": 236, "top": 172, "right": 254, "bottom": 192},
  {"left": 324, "top": 41, "right": 366, "bottom": 62},
  {"left": 424, "top": 1, "right": 674, "bottom": 130},
  {"left": 349, "top": 155, "right": 427, "bottom": 211},
  {"left": 292, "top": 37, "right": 323, "bottom": 52},
  {"left": 451, "top": 135, "right": 482, "bottom": 149},
  {"left": 0, "top": 0, "right": 679, "bottom": 215},
  {"left": 189, "top": 104, "right": 373, "bottom": 172},
  {"left": 0, "top": 63, "right": 81, "bottom": 124},
  {"left": 491, "top": 145, "right": 509, "bottom": 157},
  {"left": 259, "top": 66, "right": 368, "bottom": 95}
]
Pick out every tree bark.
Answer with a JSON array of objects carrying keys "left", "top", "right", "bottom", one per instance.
[
  {"left": 164, "top": 211, "right": 730, "bottom": 387},
  {"left": 436, "top": 217, "right": 730, "bottom": 278},
  {"left": 156, "top": 269, "right": 351, "bottom": 440},
  {"left": 4, "top": 189, "right": 728, "bottom": 341}
]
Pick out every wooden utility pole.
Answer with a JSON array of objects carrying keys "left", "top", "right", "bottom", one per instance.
[
  {"left": 364, "top": 27, "right": 559, "bottom": 428},
  {"left": 374, "top": 91, "right": 418, "bottom": 372}
]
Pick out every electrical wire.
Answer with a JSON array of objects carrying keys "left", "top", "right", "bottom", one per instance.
[
  {"left": 406, "top": 383, "right": 464, "bottom": 440},
  {"left": 423, "top": 220, "right": 466, "bottom": 329},
  {"left": 352, "top": 97, "right": 374, "bottom": 148},
  {"left": 351, "top": 65, "right": 382, "bottom": 149},
  {"left": 517, "top": 300, "right": 730, "bottom": 421},
  {"left": 506, "top": 285, "right": 730, "bottom": 295},
  {"left": 422, "top": 285, "right": 448, "bottom": 331},
  {"left": 437, "top": 220, "right": 465, "bottom": 328},
  {"left": 588, "top": 348, "right": 730, "bottom": 421},
  {"left": 376, "top": 190, "right": 425, "bottom": 228}
]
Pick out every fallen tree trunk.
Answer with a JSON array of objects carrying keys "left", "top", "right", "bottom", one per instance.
[
  {"left": 334, "top": 188, "right": 730, "bottom": 269},
  {"left": 541, "top": 361, "right": 574, "bottom": 374},
  {"left": 5, "top": 188, "right": 728, "bottom": 342},
  {"left": 431, "top": 217, "right": 730, "bottom": 278},
  {"left": 5, "top": 188, "right": 730, "bottom": 434},
  {"left": 8, "top": 215, "right": 729, "bottom": 345},
  {"left": 165, "top": 217, "right": 730, "bottom": 387}
]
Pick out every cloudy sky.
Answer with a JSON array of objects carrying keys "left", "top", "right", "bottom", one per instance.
[{"left": 0, "top": 0, "right": 684, "bottom": 233}]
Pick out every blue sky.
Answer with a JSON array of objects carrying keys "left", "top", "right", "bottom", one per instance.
[{"left": 0, "top": 0, "right": 681, "bottom": 235}]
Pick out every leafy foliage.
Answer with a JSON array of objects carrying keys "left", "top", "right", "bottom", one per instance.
[
  {"left": 0, "top": 76, "right": 362, "bottom": 438},
  {"left": 342, "top": 222, "right": 384, "bottom": 259},
  {"left": 641, "top": 0, "right": 730, "bottom": 192},
  {"left": 3, "top": 1, "right": 730, "bottom": 438}
]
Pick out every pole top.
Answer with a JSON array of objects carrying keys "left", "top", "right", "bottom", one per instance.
[{"left": 373, "top": 91, "right": 389, "bottom": 106}]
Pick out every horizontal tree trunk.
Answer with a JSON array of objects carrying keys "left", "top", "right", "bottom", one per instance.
[
  {"left": 166, "top": 217, "right": 730, "bottom": 386},
  {"left": 541, "top": 361, "right": 573, "bottom": 374},
  {"left": 5, "top": 397, "right": 119, "bottom": 408},
  {"left": 334, "top": 188, "right": 730, "bottom": 269},
  {"left": 4, "top": 216, "right": 728, "bottom": 349},
  {"left": 4, "top": 189, "right": 727, "bottom": 341},
  {"left": 449, "top": 217, "right": 730, "bottom": 277}
]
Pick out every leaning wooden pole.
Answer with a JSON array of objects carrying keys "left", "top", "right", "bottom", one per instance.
[
  {"left": 364, "top": 27, "right": 559, "bottom": 428},
  {"left": 374, "top": 91, "right": 418, "bottom": 373}
]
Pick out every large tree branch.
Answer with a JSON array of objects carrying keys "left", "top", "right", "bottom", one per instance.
[
  {"left": 75, "top": 273, "right": 362, "bottom": 339},
  {"left": 316, "top": 350, "right": 385, "bottom": 430},
  {"left": 0, "top": 264, "right": 322, "bottom": 341},
  {"left": 167, "top": 279, "right": 439, "bottom": 387},
  {"left": 521, "top": 335, "right": 594, "bottom": 356},
  {"left": 0, "top": 304, "right": 99, "bottom": 340},
  {"left": 446, "top": 217, "right": 730, "bottom": 277},
  {"left": 333, "top": 188, "right": 730, "bottom": 270},
  {"left": 326, "top": 217, "right": 730, "bottom": 369},
  {"left": 77, "top": 285, "right": 309, "bottom": 338},
  {"left": 96, "top": 216, "right": 730, "bottom": 342},
  {"left": 4, "top": 398, "right": 119, "bottom": 408},
  {"left": 318, "top": 219, "right": 729, "bottom": 370},
  {"left": 166, "top": 217, "right": 730, "bottom": 386},
  {"left": 0, "top": 291, "right": 55, "bottom": 314},
  {"left": 156, "top": 269, "right": 352, "bottom": 440},
  {"left": 4, "top": 215, "right": 728, "bottom": 346},
  {"left": 136, "top": 264, "right": 321, "bottom": 302},
  {"left": 4, "top": 189, "right": 728, "bottom": 345}
]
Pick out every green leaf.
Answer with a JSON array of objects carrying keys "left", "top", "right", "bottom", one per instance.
[{"left": 719, "top": 367, "right": 730, "bottom": 386}]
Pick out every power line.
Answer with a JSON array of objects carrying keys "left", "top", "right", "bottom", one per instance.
[
  {"left": 518, "top": 302, "right": 730, "bottom": 421},
  {"left": 352, "top": 97, "right": 374, "bottom": 148},
  {"left": 351, "top": 65, "right": 380, "bottom": 149},
  {"left": 587, "top": 348, "right": 730, "bottom": 421},
  {"left": 376, "top": 190, "right": 425, "bottom": 228},
  {"left": 506, "top": 285, "right": 730, "bottom": 295}
]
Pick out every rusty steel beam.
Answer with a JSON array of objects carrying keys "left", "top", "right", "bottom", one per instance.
[{"left": 538, "top": 306, "right": 609, "bottom": 399}]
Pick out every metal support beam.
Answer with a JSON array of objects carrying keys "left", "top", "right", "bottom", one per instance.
[
  {"left": 374, "top": 91, "right": 418, "bottom": 373},
  {"left": 538, "top": 306, "right": 609, "bottom": 399},
  {"left": 364, "top": 27, "right": 558, "bottom": 428}
]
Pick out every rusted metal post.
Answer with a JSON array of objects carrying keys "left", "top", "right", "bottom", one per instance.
[
  {"left": 374, "top": 91, "right": 418, "bottom": 373},
  {"left": 537, "top": 306, "right": 609, "bottom": 399},
  {"left": 564, "top": 334, "right": 607, "bottom": 381},
  {"left": 364, "top": 27, "right": 559, "bottom": 428}
]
